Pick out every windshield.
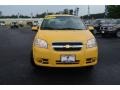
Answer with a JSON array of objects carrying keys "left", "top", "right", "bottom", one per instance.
[{"left": 41, "top": 16, "right": 86, "bottom": 30}]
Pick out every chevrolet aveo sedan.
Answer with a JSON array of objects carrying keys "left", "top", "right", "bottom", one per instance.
[{"left": 31, "top": 15, "right": 98, "bottom": 68}]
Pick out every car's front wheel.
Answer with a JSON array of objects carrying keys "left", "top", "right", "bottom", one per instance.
[
  {"left": 101, "top": 33, "right": 106, "bottom": 38},
  {"left": 116, "top": 30, "right": 120, "bottom": 38},
  {"left": 93, "top": 29, "right": 97, "bottom": 34}
]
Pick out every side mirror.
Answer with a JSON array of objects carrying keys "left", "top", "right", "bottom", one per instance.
[
  {"left": 87, "top": 25, "right": 94, "bottom": 31},
  {"left": 87, "top": 25, "right": 96, "bottom": 34},
  {"left": 37, "top": 26, "right": 41, "bottom": 30}
]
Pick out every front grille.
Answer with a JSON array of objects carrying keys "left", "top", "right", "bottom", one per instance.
[{"left": 52, "top": 42, "right": 83, "bottom": 51}]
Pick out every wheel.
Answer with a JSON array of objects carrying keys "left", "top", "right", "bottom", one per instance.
[
  {"left": 101, "top": 34, "right": 106, "bottom": 38},
  {"left": 11, "top": 26, "right": 13, "bottom": 28},
  {"left": 116, "top": 30, "right": 120, "bottom": 38},
  {"left": 93, "top": 29, "right": 97, "bottom": 34},
  {"left": 16, "top": 26, "right": 18, "bottom": 28}
]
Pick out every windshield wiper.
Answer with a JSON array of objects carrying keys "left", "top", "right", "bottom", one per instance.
[
  {"left": 42, "top": 27, "right": 57, "bottom": 30},
  {"left": 41, "top": 27, "right": 84, "bottom": 30},
  {"left": 59, "top": 28, "right": 84, "bottom": 30}
]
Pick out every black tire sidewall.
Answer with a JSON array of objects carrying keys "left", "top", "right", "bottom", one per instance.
[
  {"left": 116, "top": 31, "right": 120, "bottom": 38},
  {"left": 101, "top": 34, "right": 106, "bottom": 38}
]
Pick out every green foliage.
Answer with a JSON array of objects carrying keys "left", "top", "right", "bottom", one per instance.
[
  {"left": 107, "top": 5, "right": 120, "bottom": 18},
  {"left": 0, "top": 8, "right": 75, "bottom": 18},
  {"left": 35, "top": 12, "right": 46, "bottom": 18},
  {"left": 81, "top": 13, "right": 105, "bottom": 19},
  {"left": 63, "top": 9, "right": 69, "bottom": 14},
  {"left": 0, "top": 14, "right": 30, "bottom": 18},
  {"left": 69, "top": 9, "right": 74, "bottom": 15}
]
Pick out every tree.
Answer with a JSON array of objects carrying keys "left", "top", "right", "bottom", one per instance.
[
  {"left": 69, "top": 9, "right": 73, "bottom": 15},
  {"left": 107, "top": 5, "right": 120, "bottom": 18},
  {"left": 81, "top": 13, "right": 105, "bottom": 19},
  {"left": 11, "top": 15, "right": 17, "bottom": 18},
  {"left": 63, "top": 9, "right": 69, "bottom": 14},
  {"left": 35, "top": 12, "right": 54, "bottom": 18},
  {"left": 19, "top": 15, "right": 30, "bottom": 18},
  {"left": 35, "top": 12, "right": 46, "bottom": 18}
]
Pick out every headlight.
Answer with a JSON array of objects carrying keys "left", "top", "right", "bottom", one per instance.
[
  {"left": 33, "top": 38, "right": 47, "bottom": 48},
  {"left": 87, "top": 38, "right": 97, "bottom": 48}
]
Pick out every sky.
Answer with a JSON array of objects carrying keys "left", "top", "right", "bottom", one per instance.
[{"left": 0, "top": 5, "right": 105, "bottom": 16}]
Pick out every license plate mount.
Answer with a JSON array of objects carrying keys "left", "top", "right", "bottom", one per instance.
[{"left": 61, "top": 55, "right": 75, "bottom": 63}]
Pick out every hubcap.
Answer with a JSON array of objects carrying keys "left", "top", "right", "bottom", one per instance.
[
  {"left": 116, "top": 31, "right": 120, "bottom": 38},
  {"left": 93, "top": 29, "right": 97, "bottom": 34}
]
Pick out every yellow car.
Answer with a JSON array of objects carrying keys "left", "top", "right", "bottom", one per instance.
[
  {"left": 31, "top": 15, "right": 98, "bottom": 68},
  {"left": 87, "top": 25, "right": 96, "bottom": 34},
  {"left": 32, "top": 25, "right": 39, "bottom": 31}
]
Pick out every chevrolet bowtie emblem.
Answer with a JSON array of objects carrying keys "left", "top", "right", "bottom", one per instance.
[{"left": 65, "top": 45, "right": 70, "bottom": 48}]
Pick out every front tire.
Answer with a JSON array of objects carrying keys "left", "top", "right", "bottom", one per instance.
[
  {"left": 93, "top": 29, "right": 97, "bottom": 34},
  {"left": 116, "top": 30, "right": 120, "bottom": 38},
  {"left": 101, "top": 34, "right": 106, "bottom": 38}
]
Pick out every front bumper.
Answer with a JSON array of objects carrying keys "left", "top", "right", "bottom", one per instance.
[
  {"left": 33, "top": 46, "right": 98, "bottom": 67},
  {"left": 101, "top": 30, "right": 116, "bottom": 34}
]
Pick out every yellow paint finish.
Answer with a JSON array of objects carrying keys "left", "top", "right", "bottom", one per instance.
[{"left": 32, "top": 15, "right": 98, "bottom": 67}]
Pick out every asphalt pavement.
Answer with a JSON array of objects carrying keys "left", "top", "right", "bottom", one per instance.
[{"left": 0, "top": 26, "right": 120, "bottom": 85}]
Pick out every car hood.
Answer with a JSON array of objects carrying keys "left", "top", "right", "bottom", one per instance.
[{"left": 36, "top": 30, "right": 94, "bottom": 44}]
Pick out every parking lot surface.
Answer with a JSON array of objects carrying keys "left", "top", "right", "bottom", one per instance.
[{"left": 0, "top": 26, "right": 120, "bottom": 85}]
